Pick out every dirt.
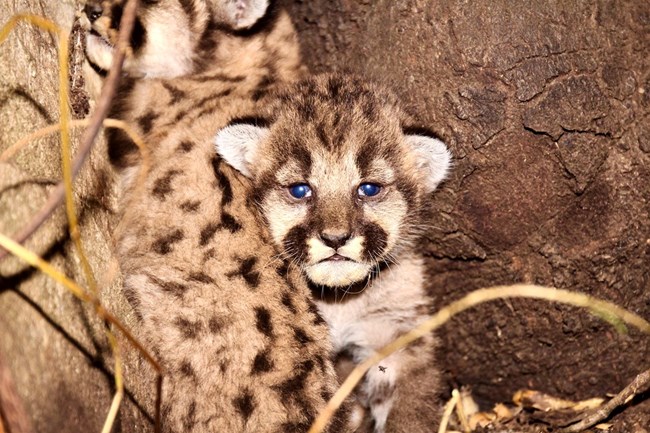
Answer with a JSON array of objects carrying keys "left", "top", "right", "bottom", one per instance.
[{"left": 282, "top": 0, "right": 650, "bottom": 429}]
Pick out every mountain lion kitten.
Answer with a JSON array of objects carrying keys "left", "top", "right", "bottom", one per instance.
[{"left": 216, "top": 73, "right": 452, "bottom": 432}]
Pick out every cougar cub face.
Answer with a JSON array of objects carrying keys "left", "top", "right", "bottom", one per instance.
[
  {"left": 217, "top": 74, "right": 451, "bottom": 287},
  {"left": 81, "top": 0, "right": 270, "bottom": 77}
]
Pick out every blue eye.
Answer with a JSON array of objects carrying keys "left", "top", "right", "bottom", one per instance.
[
  {"left": 358, "top": 183, "right": 382, "bottom": 197},
  {"left": 288, "top": 183, "right": 312, "bottom": 199}
]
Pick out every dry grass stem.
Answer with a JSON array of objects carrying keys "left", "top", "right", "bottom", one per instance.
[
  {"left": 308, "top": 285, "right": 650, "bottom": 433},
  {"left": 438, "top": 390, "right": 460, "bottom": 433},
  {"left": 454, "top": 389, "right": 471, "bottom": 433}
]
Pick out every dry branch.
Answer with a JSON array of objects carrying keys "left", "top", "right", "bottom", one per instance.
[{"left": 561, "top": 367, "right": 650, "bottom": 432}]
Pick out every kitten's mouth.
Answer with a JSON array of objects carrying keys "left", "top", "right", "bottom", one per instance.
[{"left": 320, "top": 254, "right": 353, "bottom": 263}]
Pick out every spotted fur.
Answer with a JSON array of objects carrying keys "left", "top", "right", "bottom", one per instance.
[
  {"left": 82, "top": 2, "right": 349, "bottom": 432},
  {"left": 217, "top": 74, "right": 451, "bottom": 432}
]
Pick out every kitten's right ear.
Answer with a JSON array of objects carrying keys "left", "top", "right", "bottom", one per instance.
[
  {"left": 215, "top": 119, "right": 269, "bottom": 178},
  {"left": 215, "top": 0, "right": 270, "bottom": 30}
]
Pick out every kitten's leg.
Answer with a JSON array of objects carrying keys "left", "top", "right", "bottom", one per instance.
[{"left": 357, "top": 336, "right": 440, "bottom": 433}]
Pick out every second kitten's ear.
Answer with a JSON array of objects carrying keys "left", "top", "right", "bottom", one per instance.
[
  {"left": 215, "top": 120, "right": 269, "bottom": 178},
  {"left": 214, "top": 0, "right": 270, "bottom": 30}
]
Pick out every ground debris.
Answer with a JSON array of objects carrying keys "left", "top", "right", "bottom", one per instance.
[{"left": 441, "top": 385, "right": 649, "bottom": 433}]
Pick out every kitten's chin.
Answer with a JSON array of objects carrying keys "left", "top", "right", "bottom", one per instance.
[{"left": 304, "top": 261, "right": 372, "bottom": 287}]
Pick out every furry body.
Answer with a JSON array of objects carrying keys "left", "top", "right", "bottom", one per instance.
[
  {"left": 82, "top": 1, "right": 348, "bottom": 432},
  {"left": 217, "top": 74, "right": 451, "bottom": 432}
]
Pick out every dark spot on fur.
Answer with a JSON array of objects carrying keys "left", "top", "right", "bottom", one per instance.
[
  {"left": 251, "top": 350, "right": 274, "bottom": 374},
  {"left": 327, "top": 76, "right": 342, "bottom": 99},
  {"left": 315, "top": 122, "right": 331, "bottom": 149},
  {"left": 227, "top": 116, "right": 271, "bottom": 128},
  {"left": 281, "top": 292, "right": 297, "bottom": 314},
  {"left": 362, "top": 223, "right": 388, "bottom": 261},
  {"left": 203, "top": 248, "right": 216, "bottom": 262},
  {"left": 175, "top": 317, "right": 201, "bottom": 339},
  {"left": 395, "top": 176, "right": 419, "bottom": 214},
  {"left": 307, "top": 300, "right": 326, "bottom": 326},
  {"left": 129, "top": 18, "right": 147, "bottom": 53},
  {"left": 251, "top": 88, "right": 267, "bottom": 101},
  {"left": 208, "top": 316, "right": 223, "bottom": 334},
  {"left": 176, "top": 140, "right": 195, "bottom": 153},
  {"left": 220, "top": 212, "right": 242, "bottom": 233},
  {"left": 273, "top": 360, "right": 314, "bottom": 400},
  {"left": 211, "top": 157, "right": 233, "bottom": 205},
  {"left": 179, "top": 361, "right": 196, "bottom": 378},
  {"left": 147, "top": 274, "right": 189, "bottom": 298},
  {"left": 162, "top": 82, "right": 186, "bottom": 105},
  {"left": 195, "top": 19, "right": 219, "bottom": 68},
  {"left": 293, "top": 327, "right": 313, "bottom": 345},
  {"left": 282, "top": 225, "right": 309, "bottom": 264},
  {"left": 199, "top": 222, "right": 220, "bottom": 246},
  {"left": 361, "top": 97, "right": 379, "bottom": 122},
  {"left": 179, "top": 200, "right": 201, "bottom": 212},
  {"left": 288, "top": 143, "right": 313, "bottom": 175},
  {"left": 402, "top": 125, "right": 442, "bottom": 140},
  {"left": 152, "top": 169, "right": 182, "bottom": 200},
  {"left": 297, "top": 100, "right": 316, "bottom": 121},
  {"left": 123, "top": 285, "right": 142, "bottom": 320},
  {"left": 189, "top": 272, "right": 215, "bottom": 284},
  {"left": 174, "top": 109, "right": 189, "bottom": 122},
  {"left": 137, "top": 110, "right": 158, "bottom": 134},
  {"left": 183, "top": 400, "right": 197, "bottom": 431},
  {"left": 152, "top": 229, "right": 184, "bottom": 255},
  {"left": 355, "top": 140, "right": 378, "bottom": 178},
  {"left": 105, "top": 77, "right": 138, "bottom": 168},
  {"left": 233, "top": 391, "right": 255, "bottom": 422},
  {"left": 276, "top": 262, "right": 289, "bottom": 277},
  {"left": 191, "top": 72, "right": 247, "bottom": 83},
  {"left": 178, "top": 0, "right": 197, "bottom": 24},
  {"left": 226, "top": 257, "right": 260, "bottom": 288},
  {"left": 220, "top": 360, "right": 229, "bottom": 373},
  {"left": 280, "top": 422, "right": 312, "bottom": 433},
  {"left": 109, "top": 4, "right": 123, "bottom": 32},
  {"left": 254, "top": 307, "right": 274, "bottom": 338},
  {"left": 315, "top": 354, "right": 328, "bottom": 374},
  {"left": 320, "top": 387, "right": 332, "bottom": 402}
]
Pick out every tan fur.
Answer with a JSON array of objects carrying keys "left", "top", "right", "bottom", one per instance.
[
  {"left": 83, "top": 2, "right": 349, "bottom": 432},
  {"left": 217, "top": 74, "right": 451, "bottom": 432}
]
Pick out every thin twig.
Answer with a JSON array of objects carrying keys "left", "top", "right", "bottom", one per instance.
[
  {"left": 454, "top": 389, "right": 471, "bottom": 433},
  {"left": 0, "top": 0, "right": 140, "bottom": 262},
  {"left": 0, "top": 350, "right": 34, "bottom": 433},
  {"left": 438, "top": 390, "right": 460, "bottom": 433},
  {"left": 561, "top": 367, "right": 650, "bottom": 433}
]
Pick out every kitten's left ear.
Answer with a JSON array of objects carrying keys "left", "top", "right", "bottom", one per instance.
[
  {"left": 215, "top": 0, "right": 270, "bottom": 30},
  {"left": 215, "top": 119, "right": 269, "bottom": 178},
  {"left": 403, "top": 128, "right": 452, "bottom": 192}
]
